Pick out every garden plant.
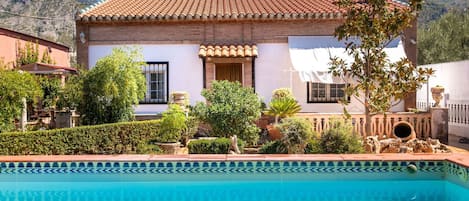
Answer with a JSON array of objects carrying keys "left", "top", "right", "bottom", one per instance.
[
  {"left": 193, "top": 80, "right": 261, "bottom": 145},
  {"left": 330, "top": 0, "right": 433, "bottom": 136}
]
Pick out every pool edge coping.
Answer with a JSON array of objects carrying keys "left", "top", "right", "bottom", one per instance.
[{"left": 0, "top": 153, "right": 468, "bottom": 167}]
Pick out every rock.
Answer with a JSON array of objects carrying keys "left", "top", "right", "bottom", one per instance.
[
  {"left": 426, "top": 138, "right": 440, "bottom": 146},
  {"left": 379, "top": 138, "right": 402, "bottom": 153},
  {"left": 365, "top": 136, "right": 451, "bottom": 154},
  {"left": 365, "top": 136, "right": 381, "bottom": 154},
  {"left": 381, "top": 144, "right": 401, "bottom": 153},
  {"left": 407, "top": 164, "right": 418, "bottom": 174}
]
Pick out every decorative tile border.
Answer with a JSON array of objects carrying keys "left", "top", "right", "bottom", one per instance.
[
  {"left": 446, "top": 162, "right": 469, "bottom": 183},
  {"left": 0, "top": 160, "right": 445, "bottom": 175}
]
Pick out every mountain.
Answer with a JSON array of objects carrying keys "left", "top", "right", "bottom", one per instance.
[
  {"left": 0, "top": 0, "right": 467, "bottom": 58},
  {"left": 418, "top": 0, "right": 468, "bottom": 27},
  {"left": 0, "top": 0, "right": 99, "bottom": 53}
]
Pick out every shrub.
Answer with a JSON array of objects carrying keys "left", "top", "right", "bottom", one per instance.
[
  {"left": 259, "top": 140, "right": 287, "bottom": 154},
  {"left": 57, "top": 70, "right": 86, "bottom": 111},
  {"left": 80, "top": 47, "right": 146, "bottom": 125},
  {"left": 318, "top": 118, "right": 364, "bottom": 154},
  {"left": 37, "top": 76, "right": 61, "bottom": 110},
  {"left": 136, "top": 143, "right": 163, "bottom": 154},
  {"left": 193, "top": 80, "right": 261, "bottom": 145},
  {"left": 272, "top": 88, "right": 295, "bottom": 100},
  {"left": 0, "top": 120, "right": 160, "bottom": 155},
  {"left": 188, "top": 138, "right": 244, "bottom": 154},
  {"left": 264, "top": 98, "right": 301, "bottom": 124},
  {"left": 181, "top": 114, "right": 199, "bottom": 145},
  {"left": 304, "top": 138, "right": 321, "bottom": 154},
  {"left": 277, "top": 117, "right": 315, "bottom": 154},
  {"left": 156, "top": 104, "right": 186, "bottom": 143},
  {"left": 0, "top": 70, "right": 42, "bottom": 132}
]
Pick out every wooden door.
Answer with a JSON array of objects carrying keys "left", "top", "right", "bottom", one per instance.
[{"left": 215, "top": 63, "right": 242, "bottom": 83}]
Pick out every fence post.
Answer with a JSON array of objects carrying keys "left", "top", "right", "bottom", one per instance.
[{"left": 431, "top": 107, "right": 449, "bottom": 144}]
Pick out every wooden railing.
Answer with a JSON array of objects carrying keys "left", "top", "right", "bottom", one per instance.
[{"left": 296, "top": 113, "right": 432, "bottom": 139}]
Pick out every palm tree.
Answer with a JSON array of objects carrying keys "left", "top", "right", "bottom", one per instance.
[{"left": 264, "top": 98, "right": 301, "bottom": 124}]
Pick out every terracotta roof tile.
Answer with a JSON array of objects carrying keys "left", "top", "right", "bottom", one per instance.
[
  {"left": 78, "top": 0, "right": 408, "bottom": 22},
  {"left": 21, "top": 63, "right": 77, "bottom": 73},
  {"left": 199, "top": 44, "right": 258, "bottom": 58}
]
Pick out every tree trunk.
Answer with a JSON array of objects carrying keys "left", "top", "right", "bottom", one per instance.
[
  {"left": 364, "top": 59, "right": 372, "bottom": 137},
  {"left": 365, "top": 104, "right": 372, "bottom": 137}
]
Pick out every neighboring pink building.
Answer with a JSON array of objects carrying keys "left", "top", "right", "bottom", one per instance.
[{"left": 0, "top": 27, "right": 70, "bottom": 68}]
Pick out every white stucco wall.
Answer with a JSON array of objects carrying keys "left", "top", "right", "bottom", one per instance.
[
  {"left": 255, "top": 43, "right": 403, "bottom": 113},
  {"left": 416, "top": 60, "right": 469, "bottom": 138},
  {"left": 88, "top": 43, "right": 404, "bottom": 114},
  {"left": 417, "top": 60, "right": 469, "bottom": 103},
  {"left": 88, "top": 44, "right": 203, "bottom": 114}
]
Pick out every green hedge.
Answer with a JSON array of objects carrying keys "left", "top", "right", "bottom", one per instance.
[
  {"left": 188, "top": 138, "right": 244, "bottom": 154},
  {"left": 259, "top": 141, "right": 287, "bottom": 154},
  {"left": 0, "top": 120, "right": 160, "bottom": 155}
]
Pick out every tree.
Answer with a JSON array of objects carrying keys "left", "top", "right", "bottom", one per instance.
[
  {"left": 329, "top": 0, "right": 434, "bottom": 136},
  {"left": 80, "top": 47, "right": 146, "bottom": 125},
  {"left": 0, "top": 70, "right": 42, "bottom": 132},
  {"left": 418, "top": 10, "right": 469, "bottom": 64},
  {"left": 37, "top": 76, "right": 61, "bottom": 111},
  {"left": 57, "top": 69, "right": 87, "bottom": 111},
  {"left": 193, "top": 80, "right": 262, "bottom": 145}
]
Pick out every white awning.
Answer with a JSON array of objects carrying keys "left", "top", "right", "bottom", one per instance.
[{"left": 288, "top": 36, "right": 406, "bottom": 83}]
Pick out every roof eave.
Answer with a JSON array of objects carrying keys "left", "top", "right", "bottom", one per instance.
[{"left": 77, "top": 12, "right": 346, "bottom": 23}]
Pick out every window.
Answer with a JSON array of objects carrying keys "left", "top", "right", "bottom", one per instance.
[
  {"left": 307, "top": 82, "right": 349, "bottom": 103},
  {"left": 140, "top": 62, "right": 168, "bottom": 104}
]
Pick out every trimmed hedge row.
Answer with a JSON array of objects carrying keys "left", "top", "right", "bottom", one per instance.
[
  {"left": 259, "top": 141, "right": 287, "bottom": 154},
  {"left": 0, "top": 120, "right": 160, "bottom": 155},
  {"left": 188, "top": 138, "right": 244, "bottom": 154}
]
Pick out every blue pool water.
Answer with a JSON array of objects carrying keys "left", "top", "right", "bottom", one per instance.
[
  {"left": 1, "top": 160, "right": 468, "bottom": 201},
  {"left": 0, "top": 180, "right": 468, "bottom": 201}
]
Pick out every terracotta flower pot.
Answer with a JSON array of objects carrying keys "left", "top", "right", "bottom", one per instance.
[
  {"left": 155, "top": 142, "right": 181, "bottom": 154},
  {"left": 266, "top": 125, "right": 282, "bottom": 140}
]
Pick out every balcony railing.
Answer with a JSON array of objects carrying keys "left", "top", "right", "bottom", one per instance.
[
  {"left": 296, "top": 113, "right": 432, "bottom": 139},
  {"left": 447, "top": 100, "right": 469, "bottom": 125}
]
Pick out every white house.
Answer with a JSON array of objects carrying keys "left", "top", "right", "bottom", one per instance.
[{"left": 76, "top": 0, "right": 417, "bottom": 116}]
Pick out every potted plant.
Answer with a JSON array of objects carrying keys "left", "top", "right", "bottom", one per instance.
[
  {"left": 155, "top": 104, "right": 187, "bottom": 154},
  {"left": 264, "top": 97, "right": 301, "bottom": 140},
  {"left": 431, "top": 85, "right": 445, "bottom": 107}
]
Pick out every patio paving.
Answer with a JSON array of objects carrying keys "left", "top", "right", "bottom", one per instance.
[{"left": 449, "top": 134, "right": 469, "bottom": 150}]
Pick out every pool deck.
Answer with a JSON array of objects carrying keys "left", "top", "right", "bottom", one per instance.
[{"left": 1, "top": 153, "right": 469, "bottom": 167}]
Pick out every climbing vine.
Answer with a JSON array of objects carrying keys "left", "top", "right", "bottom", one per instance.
[{"left": 16, "top": 40, "right": 56, "bottom": 67}]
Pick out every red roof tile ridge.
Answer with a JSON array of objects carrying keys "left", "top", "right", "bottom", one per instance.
[{"left": 77, "top": 0, "right": 407, "bottom": 23}]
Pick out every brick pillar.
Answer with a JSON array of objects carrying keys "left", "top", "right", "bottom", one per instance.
[
  {"left": 431, "top": 107, "right": 448, "bottom": 144},
  {"left": 76, "top": 23, "right": 89, "bottom": 69},
  {"left": 55, "top": 111, "right": 73, "bottom": 128},
  {"left": 205, "top": 62, "right": 215, "bottom": 88}
]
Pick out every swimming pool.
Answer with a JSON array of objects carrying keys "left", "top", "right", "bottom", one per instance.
[{"left": 1, "top": 157, "right": 468, "bottom": 201}]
